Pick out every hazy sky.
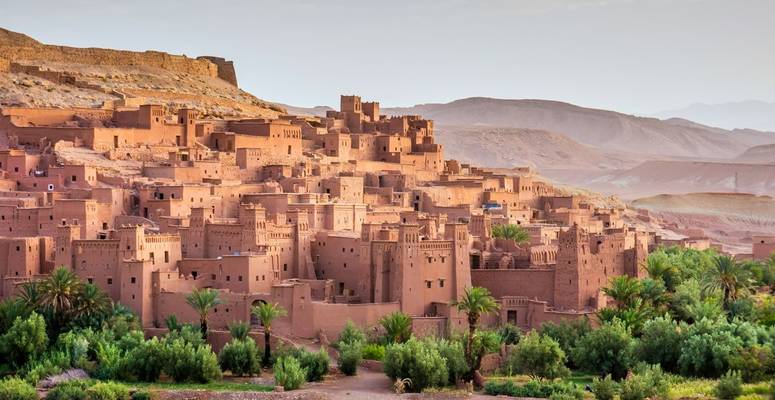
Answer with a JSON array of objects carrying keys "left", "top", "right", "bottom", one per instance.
[{"left": 2, "top": 0, "right": 774, "bottom": 114}]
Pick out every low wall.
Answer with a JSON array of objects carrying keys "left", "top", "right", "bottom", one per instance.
[
  {"left": 471, "top": 268, "right": 555, "bottom": 304},
  {"left": 308, "top": 301, "right": 400, "bottom": 338}
]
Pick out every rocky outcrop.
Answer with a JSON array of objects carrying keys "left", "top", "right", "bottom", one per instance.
[{"left": 0, "top": 28, "right": 233, "bottom": 85}]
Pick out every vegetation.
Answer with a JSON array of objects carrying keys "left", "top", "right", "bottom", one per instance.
[
  {"left": 491, "top": 224, "right": 530, "bottom": 245},
  {"left": 484, "top": 380, "right": 583, "bottom": 399},
  {"left": 250, "top": 302, "right": 287, "bottom": 367},
  {"left": 714, "top": 370, "right": 743, "bottom": 400},
  {"left": 383, "top": 337, "right": 448, "bottom": 392},
  {"left": 336, "top": 320, "right": 366, "bottom": 347},
  {"left": 453, "top": 286, "right": 500, "bottom": 381},
  {"left": 184, "top": 288, "right": 222, "bottom": 338},
  {"left": 361, "top": 343, "right": 385, "bottom": 360},
  {"left": 378, "top": 311, "right": 412, "bottom": 344},
  {"left": 218, "top": 338, "right": 261, "bottom": 376},
  {"left": 273, "top": 356, "right": 306, "bottom": 391},
  {"left": 506, "top": 331, "right": 569, "bottom": 380},
  {"left": 337, "top": 340, "right": 362, "bottom": 376},
  {"left": 571, "top": 319, "right": 635, "bottom": 380},
  {"left": 0, "top": 377, "right": 37, "bottom": 400},
  {"left": 590, "top": 375, "right": 618, "bottom": 400}
]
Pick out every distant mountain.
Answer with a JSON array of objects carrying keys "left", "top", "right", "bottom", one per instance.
[
  {"left": 653, "top": 100, "right": 775, "bottom": 132},
  {"left": 434, "top": 125, "right": 638, "bottom": 172},
  {"left": 736, "top": 143, "right": 775, "bottom": 164},
  {"left": 278, "top": 103, "right": 332, "bottom": 117},
  {"left": 384, "top": 97, "right": 775, "bottom": 160}
]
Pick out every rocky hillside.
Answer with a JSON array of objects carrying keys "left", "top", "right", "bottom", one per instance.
[
  {"left": 435, "top": 125, "right": 638, "bottom": 171},
  {"left": 735, "top": 143, "right": 775, "bottom": 164},
  {"left": 385, "top": 97, "right": 775, "bottom": 160},
  {"left": 0, "top": 28, "right": 283, "bottom": 118}
]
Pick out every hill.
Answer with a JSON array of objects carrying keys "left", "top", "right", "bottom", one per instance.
[
  {"left": 435, "top": 125, "right": 638, "bottom": 171},
  {"left": 0, "top": 28, "right": 283, "bottom": 118},
  {"left": 735, "top": 143, "right": 775, "bottom": 164},
  {"left": 654, "top": 100, "right": 775, "bottom": 132},
  {"left": 384, "top": 97, "right": 775, "bottom": 160}
]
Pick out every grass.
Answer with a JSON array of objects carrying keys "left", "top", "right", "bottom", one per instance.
[
  {"left": 121, "top": 381, "right": 273, "bottom": 392},
  {"left": 667, "top": 378, "right": 770, "bottom": 400}
]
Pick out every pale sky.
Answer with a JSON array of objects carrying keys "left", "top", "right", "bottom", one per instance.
[{"left": 2, "top": 0, "right": 774, "bottom": 115}]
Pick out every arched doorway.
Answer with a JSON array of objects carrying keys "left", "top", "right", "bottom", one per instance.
[{"left": 250, "top": 299, "right": 267, "bottom": 326}]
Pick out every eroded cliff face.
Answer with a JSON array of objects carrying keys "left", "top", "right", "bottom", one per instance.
[{"left": 0, "top": 28, "right": 282, "bottom": 118}]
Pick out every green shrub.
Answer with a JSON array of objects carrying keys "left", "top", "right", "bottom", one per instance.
[
  {"left": 635, "top": 315, "right": 682, "bottom": 372},
  {"left": 45, "top": 380, "right": 92, "bottom": 400},
  {"left": 125, "top": 337, "right": 165, "bottom": 382},
  {"left": 0, "top": 377, "right": 37, "bottom": 400},
  {"left": 590, "top": 374, "right": 618, "bottom": 400},
  {"left": 164, "top": 325, "right": 204, "bottom": 347},
  {"left": 0, "top": 312, "right": 48, "bottom": 368},
  {"left": 129, "top": 391, "right": 149, "bottom": 400},
  {"left": 539, "top": 318, "right": 591, "bottom": 358},
  {"left": 337, "top": 341, "right": 362, "bottom": 376},
  {"left": 383, "top": 337, "right": 447, "bottom": 392},
  {"left": 298, "top": 347, "right": 329, "bottom": 382},
  {"left": 218, "top": 339, "right": 261, "bottom": 377},
  {"left": 93, "top": 343, "right": 127, "bottom": 380},
  {"left": 506, "top": 331, "right": 569, "bottom": 379},
  {"left": 620, "top": 365, "right": 669, "bottom": 400},
  {"left": 430, "top": 338, "right": 467, "bottom": 385},
  {"left": 336, "top": 320, "right": 366, "bottom": 347},
  {"left": 677, "top": 318, "right": 743, "bottom": 378},
  {"left": 728, "top": 345, "right": 775, "bottom": 382},
  {"left": 361, "top": 343, "right": 385, "bottom": 361},
  {"left": 116, "top": 331, "right": 145, "bottom": 353},
  {"left": 378, "top": 311, "right": 412, "bottom": 344},
  {"left": 714, "top": 370, "right": 743, "bottom": 400},
  {"left": 572, "top": 319, "right": 635, "bottom": 379},
  {"left": 163, "top": 339, "right": 222, "bottom": 383},
  {"left": 497, "top": 323, "right": 521, "bottom": 345},
  {"left": 227, "top": 321, "right": 250, "bottom": 341},
  {"left": 85, "top": 382, "right": 129, "bottom": 400},
  {"left": 56, "top": 331, "right": 91, "bottom": 367},
  {"left": 22, "top": 351, "right": 71, "bottom": 385},
  {"left": 484, "top": 380, "right": 582, "bottom": 399},
  {"left": 273, "top": 356, "right": 306, "bottom": 391}
]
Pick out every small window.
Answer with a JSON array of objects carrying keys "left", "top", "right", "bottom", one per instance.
[
  {"left": 131, "top": 277, "right": 136, "bottom": 284},
  {"left": 107, "top": 278, "right": 113, "bottom": 285},
  {"left": 426, "top": 281, "right": 432, "bottom": 288}
]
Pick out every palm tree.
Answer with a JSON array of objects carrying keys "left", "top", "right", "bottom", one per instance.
[
  {"left": 74, "top": 283, "right": 112, "bottom": 328},
  {"left": 643, "top": 252, "right": 679, "bottom": 290},
  {"left": 379, "top": 311, "right": 412, "bottom": 344},
  {"left": 185, "top": 288, "right": 222, "bottom": 338},
  {"left": 38, "top": 267, "right": 82, "bottom": 330},
  {"left": 251, "top": 302, "right": 287, "bottom": 367},
  {"left": 491, "top": 224, "right": 530, "bottom": 245},
  {"left": 702, "top": 255, "right": 752, "bottom": 309},
  {"left": 453, "top": 286, "right": 500, "bottom": 380},
  {"left": 17, "top": 281, "right": 42, "bottom": 311},
  {"left": 603, "top": 276, "right": 641, "bottom": 309}
]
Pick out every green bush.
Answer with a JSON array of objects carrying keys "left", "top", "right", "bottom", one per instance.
[
  {"left": 378, "top": 311, "right": 412, "bottom": 344},
  {"left": 728, "top": 345, "right": 775, "bottom": 382},
  {"left": 93, "top": 343, "right": 127, "bottom": 380},
  {"left": 337, "top": 341, "right": 362, "bottom": 376},
  {"left": 539, "top": 318, "right": 591, "bottom": 358},
  {"left": 22, "top": 351, "right": 71, "bottom": 385},
  {"left": 125, "top": 337, "right": 165, "bottom": 382},
  {"left": 635, "top": 315, "right": 682, "bottom": 372},
  {"left": 274, "top": 356, "right": 306, "bottom": 391},
  {"left": 45, "top": 380, "right": 92, "bottom": 400},
  {"left": 129, "top": 391, "right": 149, "bottom": 400},
  {"left": 163, "top": 339, "right": 222, "bottom": 383},
  {"left": 56, "top": 331, "right": 91, "bottom": 367},
  {"left": 572, "top": 319, "right": 635, "bottom": 379},
  {"left": 85, "top": 382, "right": 129, "bottom": 400},
  {"left": 164, "top": 325, "right": 204, "bottom": 347},
  {"left": 497, "top": 323, "right": 521, "bottom": 345},
  {"left": 677, "top": 318, "right": 743, "bottom": 378},
  {"left": 590, "top": 375, "right": 618, "bottom": 400},
  {"left": 506, "top": 331, "right": 569, "bottom": 379},
  {"left": 0, "top": 377, "right": 37, "bottom": 400},
  {"left": 383, "top": 337, "right": 447, "bottom": 392},
  {"left": 116, "top": 331, "right": 145, "bottom": 353},
  {"left": 0, "top": 312, "right": 48, "bottom": 368},
  {"left": 227, "top": 321, "right": 250, "bottom": 341},
  {"left": 361, "top": 343, "right": 385, "bottom": 361},
  {"left": 484, "top": 380, "right": 582, "bottom": 399},
  {"left": 298, "top": 347, "right": 329, "bottom": 382},
  {"left": 218, "top": 339, "right": 261, "bottom": 377},
  {"left": 336, "top": 320, "right": 366, "bottom": 347},
  {"left": 430, "top": 338, "right": 467, "bottom": 385},
  {"left": 714, "top": 370, "right": 743, "bottom": 400},
  {"left": 620, "top": 365, "right": 670, "bottom": 400}
]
